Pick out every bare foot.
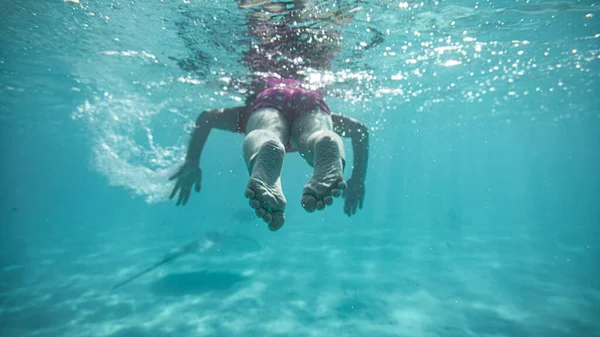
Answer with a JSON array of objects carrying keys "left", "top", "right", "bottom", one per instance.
[
  {"left": 301, "top": 136, "right": 346, "bottom": 212},
  {"left": 245, "top": 141, "right": 287, "bottom": 231}
]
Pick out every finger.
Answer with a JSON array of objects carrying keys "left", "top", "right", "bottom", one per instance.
[
  {"left": 169, "top": 186, "right": 178, "bottom": 201},
  {"left": 182, "top": 187, "right": 192, "bottom": 205},
  {"left": 359, "top": 197, "right": 364, "bottom": 209},
  {"left": 195, "top": 173, "right": 202, "bottom": 192},
  {"left": 347, "top": 200, "right": 355, "bottom": 216},
  {"left": 169, "top": 168, "right": 183, "bottom": 181},
  {"left": 170, "top": 181, "right": 181, "bottom": 200},
  {"left": 177, "top": 186, "right": 187, "bottom": 206}
]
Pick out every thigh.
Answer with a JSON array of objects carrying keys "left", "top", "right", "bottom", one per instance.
[{"left": 246, "top": 107, "right": 291, "bottom": 143}]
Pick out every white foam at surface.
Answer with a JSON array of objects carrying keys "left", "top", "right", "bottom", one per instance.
[{"left": 73, "top": 92, "right": 186, "bottom": 203}]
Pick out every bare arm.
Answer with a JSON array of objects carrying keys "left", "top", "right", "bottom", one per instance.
[
  {"left": 170, "top": 107, "right": 244, "bottom": 205},
  {"left": 331, "top": 113, "right": 369, "bottom": 180},
  {"left": 184, "top": 107, "right": 243, "bottom": 165}
]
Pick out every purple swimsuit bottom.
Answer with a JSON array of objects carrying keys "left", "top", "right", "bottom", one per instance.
[{"left": 238, "top": 77, "right": 331, "bottom": 152}]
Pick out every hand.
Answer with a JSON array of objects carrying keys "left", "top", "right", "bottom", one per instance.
[
  {"left": 343, "top": 177, "right": 365, "bottom": 216},
  {"left": 169, "top": 161, "right": 202, "bottom": 206}
]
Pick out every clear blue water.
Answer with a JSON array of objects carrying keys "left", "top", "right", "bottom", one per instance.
[{"left": 1, "top": 0, "right": 599, "bottom": 336}]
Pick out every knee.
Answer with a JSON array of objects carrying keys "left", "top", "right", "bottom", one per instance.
[
  {"left": 245, "top": 129, "right": 284, "bottom": 146},
  {"left": 261, "top": 137, "right": 286, "bottom": 152},
  {"left": 308, "top": 130, "right": 341, "bottom": 146},
  {"left": 244, "top": 130, "right": 285, "bottom": 158},
  {"left": 296, "top": 130, "right": 339, "bottom": 154}
]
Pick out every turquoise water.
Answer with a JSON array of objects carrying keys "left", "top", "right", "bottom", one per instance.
[{"left": 1, "top": 0, "right": 599, "bottom": 336}]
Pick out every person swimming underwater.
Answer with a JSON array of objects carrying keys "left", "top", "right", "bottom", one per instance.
[{"left": 169, "top": 0, "right": 369, "bottom": 231}]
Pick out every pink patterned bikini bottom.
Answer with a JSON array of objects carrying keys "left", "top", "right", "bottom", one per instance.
[{"left": 239, "top": 77, "right": 332, "bottom": 152}]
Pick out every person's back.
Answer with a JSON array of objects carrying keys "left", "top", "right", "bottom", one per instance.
[{"left": 242, "top": 7, "right": 343, "bottom": 80}]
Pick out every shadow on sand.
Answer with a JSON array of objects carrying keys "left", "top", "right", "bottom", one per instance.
[{"left": 149, "top": 270, "right": 249, "bottom": 297}]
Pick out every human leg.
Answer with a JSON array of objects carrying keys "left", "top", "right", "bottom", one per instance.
[
  {"left": 243, "top": 107, "right": 290, "bottom": 231},
  {"left": 291, "top": 110, "right": 346, "bottom": 212}
]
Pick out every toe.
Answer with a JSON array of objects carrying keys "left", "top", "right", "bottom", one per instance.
[
  {"left": 269, "top": 211, "right": 285, "bottom": 231},
  {"left": 245, "top": 188, "right": 256, "bottom": 199},
  {"left": 331, "top": 189, "right": 341, "bottom": 197},
  {"left": 262, "top": 212, "right": 273, "bottom": 224},
  {"left": 324, "top": 195, "right": 333, "bottom": 206},
  {"left": 256, "top": 208, "right": 266, "bottom": 217},
  {"left": 250, "top": 199, "right": 261, "bottom": 209},
  {"left": 316, "top": 200, "right": 325, "bottom": 210},
  {"left": 301, "top": 194, "right": 317, "bottom": 212},
  {"left": 337, "top": 180, "right": 347, "bottom": 190}
]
